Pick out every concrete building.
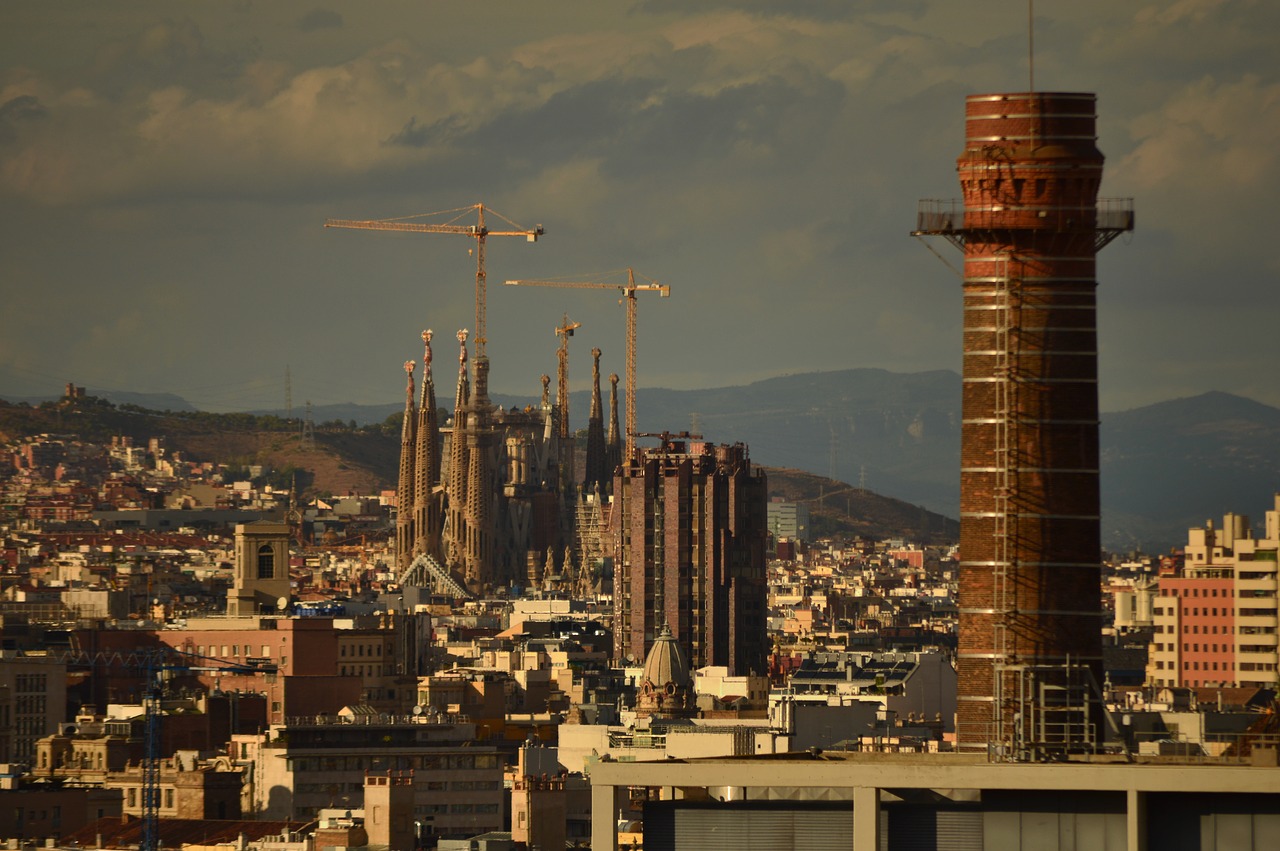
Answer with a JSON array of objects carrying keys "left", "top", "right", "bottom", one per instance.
[
  {"left": 915, "top": 92, "right": 1133, "bottom": 755},
  {"left": 236, "top": 714, "right": 503, "bottom": 843},
  {"left": 0, "top": 763, "right": 122, "bottom": 844},
  {"left": 159, "top": 611, "right": 432, "bottom": 721},
  {"left": 1147, "top": 496, "right": 1280, "bottom": 690},
  {"left": 613, "top": 437, "right": 768, "bottom": 677},
  {"left": 588, "top": 752, "right": 1280, "bottom": 851},
  {"left": 0, "top": 651, "right": 67, "bottom": 767},
  {"left": 767, "top": 498, "right": 811, "bottom": 544},
  {"left": 774, "top": 650, "right": 957, "bottom": 735}
]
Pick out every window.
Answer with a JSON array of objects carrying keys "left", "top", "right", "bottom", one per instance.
[{"left": 257, "top": 544, "right": 275, "bottom": 579}]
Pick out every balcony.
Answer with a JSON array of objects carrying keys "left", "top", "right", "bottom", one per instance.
[{"left": 913, "top": 197, "right": 1134, "bottom": 250}]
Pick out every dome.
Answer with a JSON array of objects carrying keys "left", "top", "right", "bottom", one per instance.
[
  {"left": 637, "top": 623, "right": 694, "bottom": 718},
  {"left": 642, "top": 623, "right": 689, "bottom": 689}
]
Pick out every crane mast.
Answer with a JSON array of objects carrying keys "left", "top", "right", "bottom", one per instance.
[
  {"left": 555, "top": 315, "right": 582, "bottom": 440},
  {"left": 326, "top": 203, "right": 543, "bottom": 360},
  {"left": 505, "top": 269, "right": 669, "bottom": 460},
  {"left": 555, "top": 315, "right": 582, "bottom": 498}
]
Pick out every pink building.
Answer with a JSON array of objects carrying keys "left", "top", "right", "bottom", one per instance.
[{"left": 1147, "top": 495, "right": 1280, "bottom": 690}]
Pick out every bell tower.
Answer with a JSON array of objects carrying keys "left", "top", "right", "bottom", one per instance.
[{"left": 227, "top": 521, "right": 291, "bottom": 616}]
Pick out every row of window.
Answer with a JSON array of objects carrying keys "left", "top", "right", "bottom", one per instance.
[
  {"left": 1161, "top": 587, "right": 1279, "bottom": 600},
  {"left": 339, "top": 643, "right": 386, "bottom": 658},
  {"left": 1156, "top": 660, "right": 1280, "bottom": 673},
  {"left": 126, "top": 788, "right": 175, "bottom": 809},
  {"left": 286, "top": 753, "right": 501, "bottom": 772},
  {"left": 340, "top": 665, "right": 393, "bottom": 677},
  {"left": 14, "top": 674, "right": 48, "bottom": 693},
  {"left": 195, "top": 644, "right": 277, "bottom": 659}
]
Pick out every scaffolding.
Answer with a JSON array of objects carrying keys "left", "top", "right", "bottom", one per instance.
[
  {"left": 399, "top": 552, "right": 471, "bottom": 600},
  {"left": 575, "top": 493, "right": 608, "bottom": 582}
]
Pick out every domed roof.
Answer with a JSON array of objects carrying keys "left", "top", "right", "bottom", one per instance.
[{"left": 641, "top": 623, "right": 689, "bottom": 691}]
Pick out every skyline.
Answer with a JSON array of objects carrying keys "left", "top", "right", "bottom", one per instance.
[{"left": 2, "top": 1, "right": 1278, "bottom": 414}]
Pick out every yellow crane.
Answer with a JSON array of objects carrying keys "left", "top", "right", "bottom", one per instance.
[
  {"left": 554, "top": 315, "right": 582, "bottom": 440},
  {"left": 554, "top": 315, "right": 582, "bottom": 495},
  {"left": 326, "top": 203, "right": 543, "bottom": 360},
  {"left": 505, "top": 269, "right": 669, "bottom": 460}
]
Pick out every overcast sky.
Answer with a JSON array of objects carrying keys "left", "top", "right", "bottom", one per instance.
[{"left": 2, "top": 1, "right": 1277, "bottom": 414}]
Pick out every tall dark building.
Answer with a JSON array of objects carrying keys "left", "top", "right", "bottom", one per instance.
[
  {"left": 916, "top": 92, "right": 1133, "bottom": 757},
  {"left": 612, "top": 438, "right": 768, "bottom": 676}
]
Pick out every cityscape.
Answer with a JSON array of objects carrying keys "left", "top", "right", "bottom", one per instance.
[{"left": 3, "top": 3, "right": 1280, "bottom": 851}]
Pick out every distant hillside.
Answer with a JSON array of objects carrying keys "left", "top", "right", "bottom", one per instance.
[
  {"left": 7, "top": 375, "right": 1279, "bottom": 552},
  {"left": 762, "top": 467, "right": 958, "bottom": 544},
  {"left": 0, "top": 396, "right": 397, "bottom": 497},
  {"left": 1100, "top": 391, "right": 1280, "bottom": 550}
]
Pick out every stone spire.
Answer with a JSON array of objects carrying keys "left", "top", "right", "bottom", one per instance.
[
  {"left": 583, "top": 347, "right": 607, "bottom": 493},
  {"left": 396, "top": 360, "right": 417, "bottom": 572},
  {"left": 445, "top": 330, "right": 471, "bottom": 568},
  {"left": 606, "top": 372, "right": 622, "bottom": 476},
  {"left": 414, "top": 330, "right": 442, "bottom": 560}
]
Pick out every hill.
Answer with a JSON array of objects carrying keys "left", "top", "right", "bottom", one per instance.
[
  {"left": 0, "top": 396, "right": 397, "bottom": 498},
  {"left": 8, "top": 375, "right": 1280, "bottom": 552},
  {"left": 761, "top": 466, "right": 958, "bottom": 544},
  {"left": 1100, "top": 391, "right": 1280, "bottom": 550}
]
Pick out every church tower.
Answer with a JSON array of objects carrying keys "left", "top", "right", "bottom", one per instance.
[{"left": 227, "top": 521, "right": 291, "bottom": 616}]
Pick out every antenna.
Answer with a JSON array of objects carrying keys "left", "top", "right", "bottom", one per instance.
[
  {"left": 285, "top": 364, "right": 293, "bottom": 421},
  {"left": 1028, "top": 0, "right": 1035, "bottom": 92}
]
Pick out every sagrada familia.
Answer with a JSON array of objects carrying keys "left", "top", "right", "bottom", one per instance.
[{"left": 393, "top": 329, "right": 618, "bottom": 597}]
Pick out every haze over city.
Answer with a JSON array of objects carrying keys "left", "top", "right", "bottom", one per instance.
[{"left": 2, "top": 1, "right": 1278, "bottom": 412}]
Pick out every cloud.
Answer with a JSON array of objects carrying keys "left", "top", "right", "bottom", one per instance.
[
  {"left": 0, "top": 94, "right": 45, "bottom": 143},
  {"left": 297, "top": 8, "right": 343, "bottom": 33}
]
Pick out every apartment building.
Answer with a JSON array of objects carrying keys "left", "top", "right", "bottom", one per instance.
[{"left": 1147, "top": 495, "right": 1280, "bottom": 689}]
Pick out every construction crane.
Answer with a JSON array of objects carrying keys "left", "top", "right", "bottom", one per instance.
[
  {"left": 326, "top": 203, "right": 543, "bottom": 360},
  {"left": 554, "top": 315, "right": 582, "bottom": 440},
  {"left": 506, "top": 269, "right": 669, "bottom": 459},
  {"left": 558, "top": 314, "right": 583, "bottom": 493},
  {"left": 60, "top": 647, "right": 277, "bottom": 851}
]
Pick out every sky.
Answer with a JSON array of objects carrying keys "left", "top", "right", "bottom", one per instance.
[{"left": 1, "top": 1, "right": 1278, "bottom": 414}]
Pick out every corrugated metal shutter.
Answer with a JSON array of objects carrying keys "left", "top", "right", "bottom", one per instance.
[
  {"left": 888, "top": 805, "right": 982, "bottom": 851},
  {"left": 935, "top": 810, "right": 982, "bottom": 850},
  {"left": 646, "top": 803, "right": 853, "bottom": 850}
]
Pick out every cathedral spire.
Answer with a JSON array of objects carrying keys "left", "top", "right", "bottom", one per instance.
[
  {"left": 584, "top": 347, "right": 607, "bottom": 493},
  {"left": 414, "top": 330, "right": 442, "bottom": 559},
  {"left": 445, "top": 330, "right": 471, "bottom": 568},
  {"left": 606, "top": 372, "right": 622, "bottom": 476},
  {"left": 396, "top": 360, "right": 417, "bottom": 572}
]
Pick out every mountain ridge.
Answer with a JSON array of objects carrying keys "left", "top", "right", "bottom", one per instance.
[{"left": 5, "top": 371, "right": 1277, "bottom": 551}]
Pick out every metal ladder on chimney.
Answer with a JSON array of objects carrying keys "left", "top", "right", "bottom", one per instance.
[{"left": 990, "top": 254, "right": 1018, "bottom": 760}]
